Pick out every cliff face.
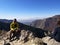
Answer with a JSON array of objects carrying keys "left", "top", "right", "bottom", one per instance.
[{"left": 31, "top": 15, "right": 60, "bottom": 31}]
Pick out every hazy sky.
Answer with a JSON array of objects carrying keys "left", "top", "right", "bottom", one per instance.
[{"left": 0, "top": 0, "right": 60, "bottom": 20}]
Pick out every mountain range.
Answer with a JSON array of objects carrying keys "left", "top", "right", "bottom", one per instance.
[
  {"left": 0, "top": 15, "right": 60, "bottom": 32},
  {"left": 31, "top": 15, "right": 60, "bottom": 31},
  {"left": 0, "top": 15, "right": 60, "bottom": 45}
]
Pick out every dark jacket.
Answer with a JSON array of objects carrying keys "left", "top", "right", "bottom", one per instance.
[{"left": 52, "top": 27, "right": 60, "bottom": 42}]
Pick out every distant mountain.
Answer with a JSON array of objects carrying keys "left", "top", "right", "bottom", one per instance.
[
  {"left": 18, "top": 19, "right": 36, "bottom": 25},
  {"left": 0, "top": 19, "right": 12, "bottom": 23},
  {"left": 21, "top": 22, "right": 32, "bottom": 25},
  {"left": 0, "top": 21, "right": 10, "bottom": 30},
  {"left": 31, "top": 15, "right": 60, "bottom": 31},
  {"left": 0, "top": 19, "right": 12, "bottom": 30}
]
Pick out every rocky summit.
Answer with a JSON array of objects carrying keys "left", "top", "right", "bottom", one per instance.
[
  {"left": 0, "top": 30, "right": 47, "bottom": 45},
  {"left": 0, "top": 29, "right": 60, "bottom": 45}
]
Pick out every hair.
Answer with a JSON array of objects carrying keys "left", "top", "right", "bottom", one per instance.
[
  {"left": 13, "top": 18, "right": 17, "bottom": 22},
  {"left": 14, "top": 18, "right": 17, "bottom": 21},
  {"left": 57, "top": 21, "right": 60, "bottom": 25}
]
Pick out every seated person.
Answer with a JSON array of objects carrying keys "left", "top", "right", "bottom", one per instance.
[{"left": 10, "top": 19, "right": 20, "bottom": 41}]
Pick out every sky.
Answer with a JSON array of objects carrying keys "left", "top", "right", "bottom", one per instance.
[{"left": 0, "top": 0, "right": 60, "bottom": 20}]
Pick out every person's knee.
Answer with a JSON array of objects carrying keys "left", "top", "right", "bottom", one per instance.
[{"left": 10, "top": 30, "right": 14, "bottom": 33}]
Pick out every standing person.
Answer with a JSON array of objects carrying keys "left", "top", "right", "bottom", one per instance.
[
  {"left": 52, "top": 21, "right": 60, "bottom": 42},
  {"left": 10, "top": 19, "right": 20, "bottom": 42}
]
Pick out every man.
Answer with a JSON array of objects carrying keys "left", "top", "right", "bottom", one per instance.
[{"left": 10, "top": 19, "right": 20, "bottom": 41}]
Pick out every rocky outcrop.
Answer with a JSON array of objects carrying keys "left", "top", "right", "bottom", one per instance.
[
  {"left": 0, "top": 30, "right": 47, "bottom": 45},
  {"left": 1, "top": 36, "right": 60, "bottom": 45},
  {"left": 31, "top": 15, "right": 60, "bottom": 31},
  {"left": 42, "top": 36, "right": 60, "bottom": 45},
  {"left": 1, "top": 31, "right": 60, "bottom": 45}
]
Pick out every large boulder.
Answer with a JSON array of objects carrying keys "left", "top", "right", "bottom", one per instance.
[{"left": 42, "top": 36, "right": 60, "bottom": 45}]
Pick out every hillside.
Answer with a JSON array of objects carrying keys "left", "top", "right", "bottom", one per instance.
[
  {"left": 0, "top": 20, "right": 48, "bottom": 45},
  {"left": 31, "top": 15, "right": 60, "bottom": 31},
  {"left": 0, "top": 19, "right": 48, "bottom": 38},
  {"left": 0, "top": 21, "right": 10, "bottom": 31},
  {"left": 0, "top": 19, "right": 12, "bottom": 23}
]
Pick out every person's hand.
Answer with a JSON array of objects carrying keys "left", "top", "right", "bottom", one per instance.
[
  {"left": 16, "top": 30, "right": 18, "bottom": 32},
  {"left": 14, "top": 28, "right": 17, "bottom": 30}
]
